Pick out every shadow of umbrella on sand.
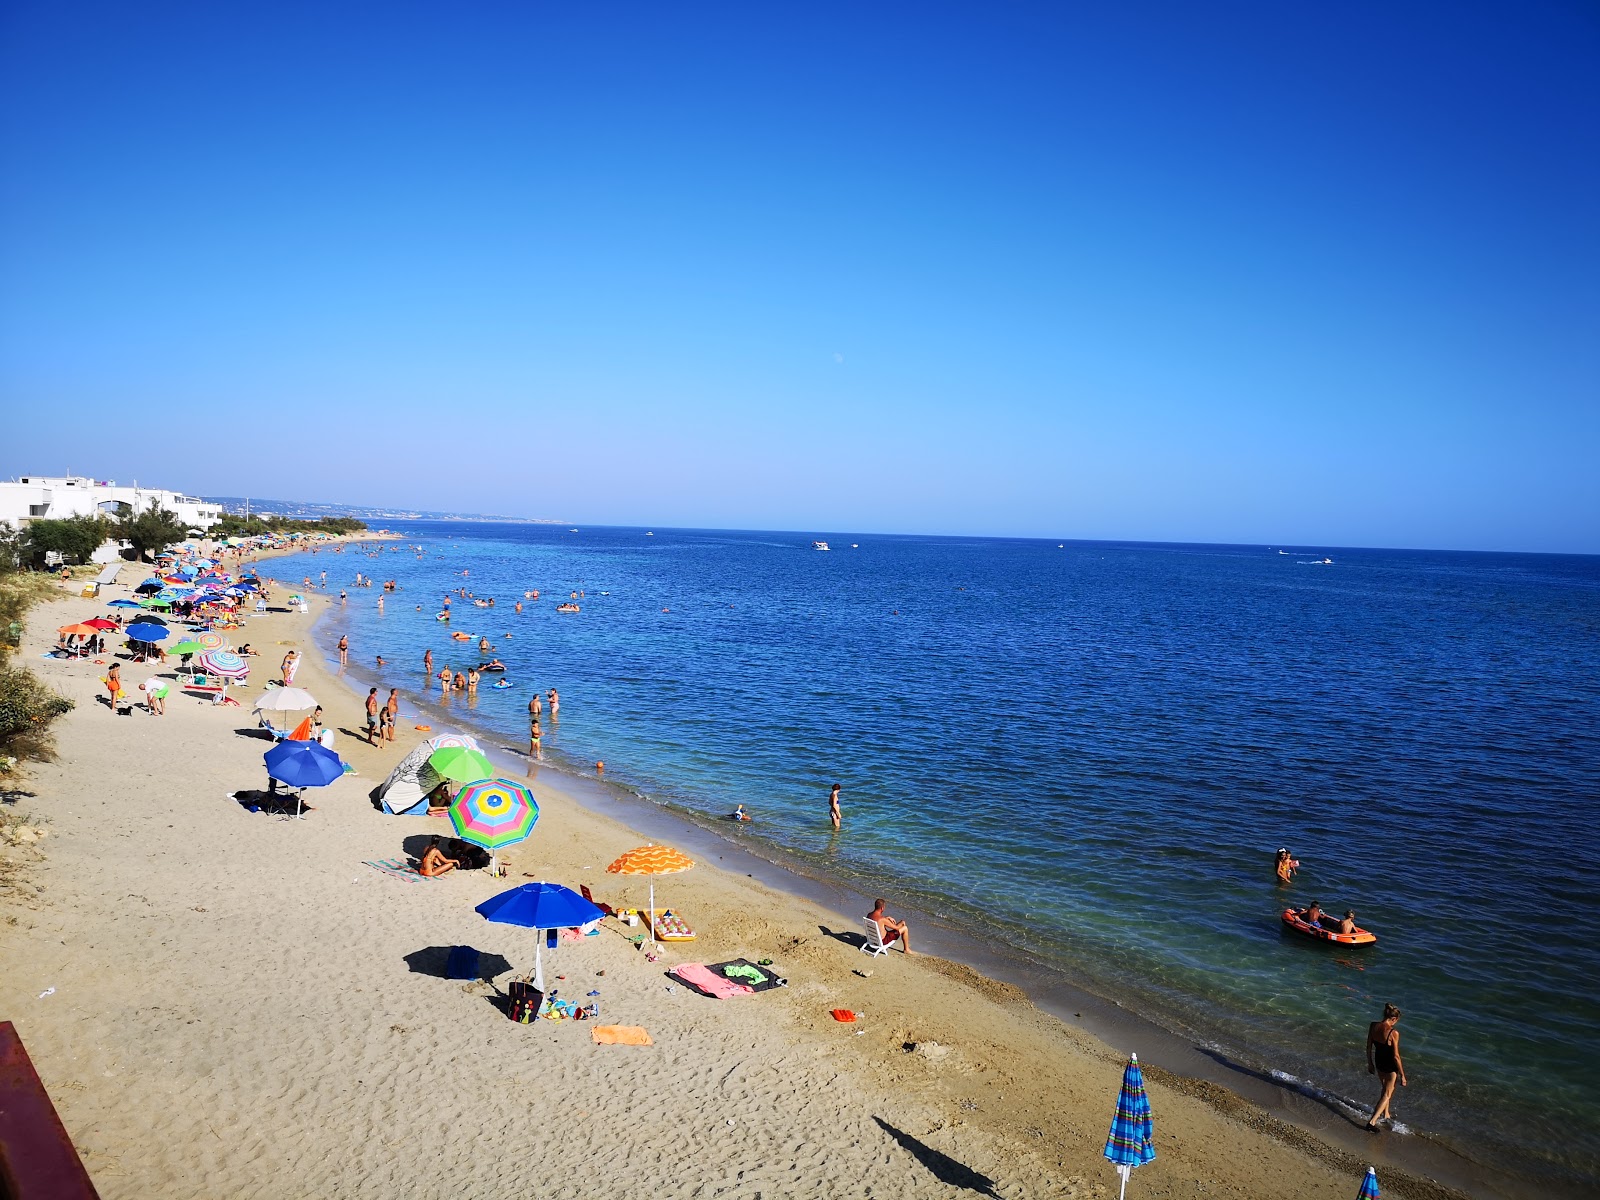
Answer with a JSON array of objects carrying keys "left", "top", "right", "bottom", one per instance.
[{"left": 404, "top": 946, "right": 513, "bottom": 982}]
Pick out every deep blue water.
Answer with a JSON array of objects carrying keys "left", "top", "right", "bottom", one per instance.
[{"left": 268, "top": 524, "right": 1600, "bottom": 1184}]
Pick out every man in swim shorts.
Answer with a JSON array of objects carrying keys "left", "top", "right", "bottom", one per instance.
[
  {"left": 867, "top": 898, "right": 911, "bottom": 954},
  {"left": 365, "top": 688, "right": 380, "bottom": 744}
]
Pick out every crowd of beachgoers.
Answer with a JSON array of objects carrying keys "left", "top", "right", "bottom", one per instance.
[{"left": 0, "top": 533, "right": 1493, "bottom": 1200}]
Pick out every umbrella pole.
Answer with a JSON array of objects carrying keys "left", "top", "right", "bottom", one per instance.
[
  {"left": 534, "top": 938, "right": 543, "bottom": 994},
  {"left": 1118, "top": 1165, "right": 1128, "bottom": 1200},
  {"left": 649, "top": 877, "right": 657, "bottom": 948}
]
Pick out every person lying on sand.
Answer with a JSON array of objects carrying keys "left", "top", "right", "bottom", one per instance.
[
  {"left": 419, "top": 836, "right": 460, "bottom": 877},
  {"left": 867, "top": 898, "right": 912, "bottom": 954}
]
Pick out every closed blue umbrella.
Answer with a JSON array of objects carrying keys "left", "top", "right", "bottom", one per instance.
[
  {"left": 125, "top": 622, "right": 170, "bottom": 642},
  {"left": 263, "top": 740, "right": 345, "bottom": 820},
  {"left": 1357, "top": 1167, "right": 1381, "bottom": 1199},
  {"left": 476, "top": 882, "right": 603, "bottom": 991},
  {"left": 1104, "top": 1053, "right": 1155, "bottom": 1200}
]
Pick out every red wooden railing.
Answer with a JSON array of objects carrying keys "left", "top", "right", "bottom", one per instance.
[{"left": 0, "top": 1022, "right": 100, "bottom": 1200}]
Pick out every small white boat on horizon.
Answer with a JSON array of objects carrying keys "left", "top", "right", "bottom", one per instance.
[{"left": 812, "top": 541, "right": 831, "bottom": 551}]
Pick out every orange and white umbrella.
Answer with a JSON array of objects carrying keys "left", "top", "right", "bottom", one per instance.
[{"left": 606, "top": 845, "right": 695, "bottom": 946}]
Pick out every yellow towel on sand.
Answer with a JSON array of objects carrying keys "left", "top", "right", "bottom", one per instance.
[{"left": 591, "top": 1025, "right": 652, "bottom": 1046}]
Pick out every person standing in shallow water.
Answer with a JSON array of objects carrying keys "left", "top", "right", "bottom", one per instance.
[
  {"left": 1366, "top": 1003, "right": 1407, "bottom": 1130},
  {"left": 828, "top": 783, "right": 842, "bottom": 830},
  {"left": 337, "top": 635, "right": 348, "bottom": 666}
]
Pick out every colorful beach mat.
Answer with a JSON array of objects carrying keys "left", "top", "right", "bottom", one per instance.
[{"left": 364, "top": 857, "right": 439, "bottom": 883}]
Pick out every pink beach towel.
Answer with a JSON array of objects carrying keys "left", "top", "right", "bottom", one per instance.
[{"left": 669, "top": 963, "right": 755, "bottom": 999}]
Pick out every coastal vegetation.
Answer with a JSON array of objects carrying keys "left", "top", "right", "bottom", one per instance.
[
  {"left": 0, "top": 563, "right": 72, "bottom": 774},
  {"left": 16, "top": 513, "right": 112, "bottom": 569},
  {"left": 213, "top": 513, "right": 368, "bottom": 538},
  {"left": 115, "top": 504, "right": 189, "bottom": 563}
]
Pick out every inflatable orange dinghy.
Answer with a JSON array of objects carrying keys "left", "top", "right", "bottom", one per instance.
[{"left": 1281, "top": 908, "right": 1377, "bottom": 945}]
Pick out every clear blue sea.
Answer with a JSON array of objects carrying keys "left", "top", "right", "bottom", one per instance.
[{"left": 268, "top": 524, "right": 1600, "bottom": 1187}]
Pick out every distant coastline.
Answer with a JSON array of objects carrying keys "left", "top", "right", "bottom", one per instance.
[{"left": 202, "top": 495, "right": 566, "bottom": 525}]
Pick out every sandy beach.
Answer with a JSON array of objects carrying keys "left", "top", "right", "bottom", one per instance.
[{"left": 1, "top": 562, "right": 1478, "bottom": 1200}]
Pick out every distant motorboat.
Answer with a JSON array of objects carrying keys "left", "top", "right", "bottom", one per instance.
[
  {"left": 851, "top": 544, "right": 859, "bottom": 548},
  {"left": 646, "top": 532, "right": 654, "bottom": 536},
  {"left": 568, "top": 529, "right": 579, "bottom": 533},
  {"left": 812, "top": 541, "right": 831, "bottom": 551}
]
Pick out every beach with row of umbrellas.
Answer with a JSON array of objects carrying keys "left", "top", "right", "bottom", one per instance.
[{"left": 0, "top": 546, "right": 1434, "bottom": 1200}]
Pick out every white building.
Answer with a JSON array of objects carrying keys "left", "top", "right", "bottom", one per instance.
[{"left": 0, "top": 475, "right": 224, "bottom": 533}]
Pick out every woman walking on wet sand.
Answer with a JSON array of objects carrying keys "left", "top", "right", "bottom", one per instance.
[{"left": 1365, "top": 1003, "right": 1407, "bottom": 1130}]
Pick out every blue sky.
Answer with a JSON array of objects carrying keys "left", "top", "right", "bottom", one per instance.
[{"left": 2, "top": 2, "right": 1596, "bottom": 552}]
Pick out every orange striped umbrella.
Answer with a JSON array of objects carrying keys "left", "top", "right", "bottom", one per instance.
[
  {"left": 58, "top": 622, "right": 99, "bottom": 637},
  {"left": 606, "top": 845, "right": 695, "bottom": 946}
]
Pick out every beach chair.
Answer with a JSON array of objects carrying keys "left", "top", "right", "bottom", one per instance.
[
  {"left": 580, "top": 884, "right": 616, "bottom": 917},
  {"left": 861, "top": 917, "right": 892, "bottom": 957}
]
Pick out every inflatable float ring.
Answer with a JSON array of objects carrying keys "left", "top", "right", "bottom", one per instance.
[{"left": 414, "top": 724, "right": 432, "bottom": 731}]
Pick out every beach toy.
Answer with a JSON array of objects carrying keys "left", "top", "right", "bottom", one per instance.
[{"left": 415, "top": 725, "right": 432, "bottom": 731}]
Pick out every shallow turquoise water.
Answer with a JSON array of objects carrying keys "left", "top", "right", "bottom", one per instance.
[{"left": 266, "top": 524, "right": 1600, "bottom": 1186}]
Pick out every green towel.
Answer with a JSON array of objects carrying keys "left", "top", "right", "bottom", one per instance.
[{"left": 722, "top": 964, "right": 767, "bottom": 984}]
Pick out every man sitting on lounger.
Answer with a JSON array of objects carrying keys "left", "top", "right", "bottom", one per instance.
[
  {"left": 867, "top": 898, "right": 912, "bottom": 954},
  {"left": 418, "top": 836, "right": 461, "bottom": 877}
]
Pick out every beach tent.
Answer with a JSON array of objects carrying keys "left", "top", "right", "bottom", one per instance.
[{"left": 376, "top": 741, "right": 445, "bottom": 815}]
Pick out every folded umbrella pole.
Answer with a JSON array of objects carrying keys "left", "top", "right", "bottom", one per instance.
[{"left": 1104, "top": 1053, "right": 1156, "bottom": 1200}]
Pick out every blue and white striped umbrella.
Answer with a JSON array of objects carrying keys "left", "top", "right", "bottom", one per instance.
[
  {"left": 1357, "top": 1167, "right": 1381, "bottom": 1199},
  {"left": 1104, "top": 1053, "right": 1155, "bottom": 1200}
]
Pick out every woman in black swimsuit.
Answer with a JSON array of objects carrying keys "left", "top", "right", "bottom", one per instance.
[{"left": 1365, "top": 1003, "right": 1407, "bottom": 1129}]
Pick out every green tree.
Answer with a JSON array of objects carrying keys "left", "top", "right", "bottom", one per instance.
[
  {"left": 116, "top": 505, "right": 187, "bottom": 562},
  {"left": 23, "top": 514, "right": 110, "bottom": 567}
]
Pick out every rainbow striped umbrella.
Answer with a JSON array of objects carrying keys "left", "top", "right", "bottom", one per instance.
[
  {"left": 1357, "top": 1167, "right": 1381, "bottom": 1199},
  {"left": 427, "top": 732, "right": 481, "bottom": 751},
  {"left": 449, "top": 778, "right": 539, "bottom": 851},
  {"left": 1104, "top": 1053, "right": 1155, "bottom": 1200},
  {"left": 196, "top": 649, "right": 249, "bottom": 678},
  {"left": 195, "top": 630, "right": 228, "bottom": 651}
]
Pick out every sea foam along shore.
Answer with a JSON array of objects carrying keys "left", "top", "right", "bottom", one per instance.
[{"left": 0, "top": 557, "right": 1482, "bottom": 1200}]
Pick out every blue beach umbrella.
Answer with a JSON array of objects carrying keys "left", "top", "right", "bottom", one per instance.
[
  {"left": 1357, "top": 1167, "right": 1381, "bottom": 1199},
  {"left": 263, "top": 739, "right": 345, "bottom": 820},
  {"left": 125, "top": 622, "right": 170, "bottom": 642},
  {"left": 1104, "top": 1053, "right": 1156, "bottom": 1200},
  {"left": 108, "top": 599, "right": 142, "bottom": 609},
  {"left": 476, "top": 882, "right": 603, "bottom": 991}
]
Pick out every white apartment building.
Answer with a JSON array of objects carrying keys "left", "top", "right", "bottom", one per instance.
[{"left": 0, "top": 475, "right": 224, "bottom": 532}]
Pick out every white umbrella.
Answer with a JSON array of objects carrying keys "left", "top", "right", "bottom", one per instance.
[
  {"left": 253, "top": 687, "right": 318, "bottom": 736},
  {"left": 253, "top": 687, "right": 318, "bottom": 713}
]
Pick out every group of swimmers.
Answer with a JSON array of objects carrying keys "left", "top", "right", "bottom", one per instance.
[{"left": 1274, "top": 849, "right": 1408, "bottom": 1128}]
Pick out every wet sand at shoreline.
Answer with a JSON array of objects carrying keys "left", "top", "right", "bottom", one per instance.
[{"left": 0, "top": 547, "right": 1493, "bottom": 1199}]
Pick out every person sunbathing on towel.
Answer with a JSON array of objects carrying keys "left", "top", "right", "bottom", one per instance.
[
  {"left": 418, "top": 836, "right": 461, "bottom": 877},
  {"left": 867, "top": 898, "right": 912, "bottom": 954}
]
